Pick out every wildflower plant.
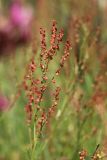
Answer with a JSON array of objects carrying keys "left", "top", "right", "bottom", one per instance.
[
  {"left": 22, "top": 20, "right": 71, "bottom": 159},
  {"left": 79, "top": 145, "right": 107, "bottom": 160},
  {"left": 1, "top": 1, "right": 107, "bottom": 159}
]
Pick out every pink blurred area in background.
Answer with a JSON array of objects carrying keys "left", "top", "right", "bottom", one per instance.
[
  {"left": 10, "top": 1, "right": 33, "bottom": 29},
  {"left": 0, "top": 94, "right": 9, "bottom": 112},
  {"left": 0, "top": 0, "right": 33, "bottom": 55}
]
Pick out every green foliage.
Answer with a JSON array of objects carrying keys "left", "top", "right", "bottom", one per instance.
[{"left": 0, "top": 0, "right": 107, "bottom": 160}]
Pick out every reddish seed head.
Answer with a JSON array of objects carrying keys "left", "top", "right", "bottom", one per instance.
[{"left": 23, "top": 20, "right": 71, "bottom": 136}]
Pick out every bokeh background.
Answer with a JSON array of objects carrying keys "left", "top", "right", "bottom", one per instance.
[{"left": 1, "top": 0, "right": 107, "bottom": 160}]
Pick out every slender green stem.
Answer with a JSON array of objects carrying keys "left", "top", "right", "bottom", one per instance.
[{"left": 31, "top": 125, "right": 38, "bottom": 160}]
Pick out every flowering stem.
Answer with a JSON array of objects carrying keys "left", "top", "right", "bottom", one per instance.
[{"left": 31, "top": 124, "right": 38, "bottom": 160}]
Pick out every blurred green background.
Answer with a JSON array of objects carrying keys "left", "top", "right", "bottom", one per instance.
[{"left": 0, "top": 0, "right": 107, "bottom": 160}]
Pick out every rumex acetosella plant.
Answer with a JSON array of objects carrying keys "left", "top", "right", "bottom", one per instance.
[
  {"left": 22, "top": 20, "right": 71, "bottom": 159},
  {"left": 1, "top": 1, "right": 107, "bottom": 159},
  {"left": 79, "top": 144, "right": 107, "bottom": 160}
]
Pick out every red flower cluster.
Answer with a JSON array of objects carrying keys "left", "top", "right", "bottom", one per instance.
[
  {"left": 79, "top": 149, "right": 87, "bottom": 160},
  {"left": 23, "top": 21, "right": 71, "bottom": 136}
]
